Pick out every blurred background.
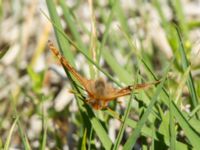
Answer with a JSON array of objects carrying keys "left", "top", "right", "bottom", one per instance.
[{"left": 0, "top": 0, "right": 200, "bottom": 149}]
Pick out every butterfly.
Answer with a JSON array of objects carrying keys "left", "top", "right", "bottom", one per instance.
[{"left": 48, "top": 40, "right": 159, "bottom": 110}]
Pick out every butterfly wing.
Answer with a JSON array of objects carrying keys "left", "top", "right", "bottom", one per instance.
[
  {"left": 103, "top": 81, "right": 160, "bottom": 101},
  {"left": 48, "top": 40, "right": 91, "bottom": 92}
]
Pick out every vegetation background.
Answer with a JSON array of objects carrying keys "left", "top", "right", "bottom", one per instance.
[{"left": 0, "top": 0, "right": 200, "bottom": 149}]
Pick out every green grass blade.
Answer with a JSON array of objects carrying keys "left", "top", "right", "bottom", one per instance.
[
  {"left": 59, "top": 0, "right": 96, "bottom": 78},
  {"left": 189, "top": 104, "right": 200, "bottom": 118},
  {"left": 152, "top": 0, "right": 168, "bottom": 29},
  {"left": 41, "top": 119, "right": 47, "bottom": 150},
  {"left": 176, "top": 28, "right": 199, "bottom": 112},
  {"left": 123, "top": 61, "right": 171, "bottom": 150},
  {"left": 107, "top": 107, "right": 189, "bottom": 149},
  {"left": 119, "top": 24, "right": 160, "bottom": 82},
  {"left": 81, "top": 129, "right": 87, "bottom": 150},
  {"left": 84, "top": 105, "right": 113, "bottom": 150},
  {"left": 46, "top": 0, "right": 74, "bottom": 65},
  {"left": 11, "top": 93, "right": 31, "bottom": 150},
  {"left": 45, "top": 0, "right": 84, "bottom": 106},
  {"left": 169, "top": 86, "right": 176, "bottom": 150},
  {"left": 17, "top": 120, "right": 31, "bottom": 150},
  {"left": 41, "top": 96, "right": 47, "bottom": 150},
  {"left": 70, "top": 93, "right": 113, "bottom": 150},
  {"left": 105, "top": 109, "right": 159, "bottom": 140},
  {"left": 138, "top": 55, "right": 200, "bottom": 149},
  {"left": 174, "top": 66, "right": 191, "bottom": 103},
  {"left": 152, "top": 0, "right": 179, "bottom": 52},
  {"left": 59, "top": 0, "right": 87, "bottom": 52},
  {"left": 97, "top": 0, "right": 117, "bottom": 62},
  {"left": 4, "top": 116, "right": 19, "bottom": 150},
  {"left": 169, "top": 0, "right": 188, "bottom": 38},
  {"left": 113, "top": 93, "right": 133, "bottom": 150},
  {"left": 112, "top": 0, "right": 129, "bottom": 34},
  {"left": 102, "top": 49, "right": 133, "bottom": 84},
  {"left": 187, "top": 114, "right": 200, "bottom": 133},
  {"left": 90, "top": 117, "right": 112, "bottom": 149},
  {"left": 142, "top": 56, "right": 200, "bottom": 149},
  {"left": 171, "top": 101, "right": 200, "bottom": 149}
]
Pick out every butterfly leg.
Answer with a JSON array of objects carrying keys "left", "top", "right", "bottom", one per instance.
[
  {"left": 85, "top": 98, "right": 101, "bottom": 110},
  {"left": 100, "top": 100, "right": 108, "bottom": 109}
]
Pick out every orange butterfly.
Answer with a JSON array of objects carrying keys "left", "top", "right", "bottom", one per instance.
[{"left": 48, "top": 40, "right": 159, "bottom": 110}]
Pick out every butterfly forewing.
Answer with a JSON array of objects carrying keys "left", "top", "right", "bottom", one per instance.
[{"left": 48, "top": 40, "right": 91, "bottom": 92}]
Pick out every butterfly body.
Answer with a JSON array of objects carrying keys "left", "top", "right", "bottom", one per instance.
[{"left": 85, "top": 78, "right": 120, "bottom": 109}]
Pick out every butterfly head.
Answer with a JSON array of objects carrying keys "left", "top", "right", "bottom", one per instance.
[{"left": 93, "top": 78, "right": 106, "bottom": 96}]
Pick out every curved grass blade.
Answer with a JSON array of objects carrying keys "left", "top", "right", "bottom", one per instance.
[
  {"left": 46, "top": 0, "right": 74, "bottom": 65},
  {"left": 81, "top": 129, "right": 87, "bottom": 150},
  {"left": 113, "top": 93, "right": 133, "bottom": 149},
  {"left": 123, "top": 60, "right": 171, "bottom": 150},
  {"left": 169, "top": 0, "right": 189, "bottom": 38},
  {"left": 84, "top": 104, "right": 113, "bottom": 150},
  {"left": 59, "top": 0, "right": 86, "bottom": 52},
  {"left": 176, "top": 27, "right": 199, "bottom": 116},
  {"left": 17, "top": 120, "right": 31, "bottom": 150},
  {"left": 169, "top": 88, "right": 176, "bottom": 150},
  {"left": 4, "top": 116, "right": 19, "bottom": 150},
  {"left": 97, "top": 0, "right": 117, "bottom": 62},
  {"left": 171, "top": 101, "right": 200, "bottom": 149}
]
